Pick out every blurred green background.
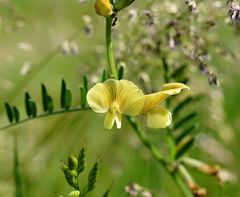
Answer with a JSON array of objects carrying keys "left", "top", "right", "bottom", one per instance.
[{"left": 0, "top": 0, "right": 239, "bottom": 196}]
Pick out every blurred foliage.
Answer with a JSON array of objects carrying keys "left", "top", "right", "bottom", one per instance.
[{"left": 0, "top": 0, "right": 240, "bottom": 196}]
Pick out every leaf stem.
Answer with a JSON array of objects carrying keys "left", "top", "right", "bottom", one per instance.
[
  {"left": 106, "top": 16, "right": 118, "bottom": 79},
  {"left": 0, "top": 107, "right": 90, "bottom": 131}
]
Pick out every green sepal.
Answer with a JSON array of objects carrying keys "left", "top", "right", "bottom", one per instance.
[
  {"left": 113, "top": 0, "right": 135, "bottom": 12},
  {"left": 118, "top": 64, "right": 124, "bottom": 80},
  {"left": 101, "top": 69, "right": 107, "bottom": 82}
]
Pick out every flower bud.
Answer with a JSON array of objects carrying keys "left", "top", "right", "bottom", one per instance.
[
  {"left": 68, "top": 155, "right": 78, "bottom": 170},
  {"left": 113, "top": 0, "right": 135, "bottom": 12},
  {"left": 95, "top": 0, "right": 113, "bottom": 17},
  {"left": 67, "top": 190, "right": 80, "bottom": 197}
]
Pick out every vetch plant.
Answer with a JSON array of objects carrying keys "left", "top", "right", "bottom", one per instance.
[
  {"left": 0, "top": 0, "right": 237, "bottom": 197},
  {"left": 87, "top": 79, "right": 189, "bottom": 129},
  {"left": 59, "top": 148, "right": 111, "bottom": 197}
]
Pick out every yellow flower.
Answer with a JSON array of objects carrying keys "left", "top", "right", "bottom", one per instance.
[
  {"left": 87, "top": 79, "right": 189, "bottom": 129},
  {"left": 141, "top": 83, "right": 190, "bottom": 128},
  {"left": 95, "top": 0, "right": 113, "bottom": 17}
]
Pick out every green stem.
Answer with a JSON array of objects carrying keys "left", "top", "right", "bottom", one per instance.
[
  {"left": 171, "top": 172, "right": 194, "bottom": 197},
  {"left": 0, "top": 107, "right": 90, "bottom": 131},
  {"left": 126, "top": 116, "right": 194, "bottom": 197},
  {"left": 105, "top": 10, "right": 192, "bottom": 197},
  {"left": 106, "top": 17, "right": 118, "bottom": 79},
  {"left": 125, "top": 116, "right": 166, "bottom": 166}
]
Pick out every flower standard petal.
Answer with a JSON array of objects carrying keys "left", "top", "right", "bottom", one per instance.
[
  {"left": 147, "top": 107, "right": 172, "bottom": 128},
  {"left": 141, "top": 83, "right": 189, "bottom": 113},
  {"left": 161, "top": 83, "right": 190, "bottom": 95},
  {"left": 116, "top": 80, "right": 144, "bottom": 116}
]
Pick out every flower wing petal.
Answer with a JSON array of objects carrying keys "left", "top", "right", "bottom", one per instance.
[
  {"left": 116, "top": 80, "right": 144, "bottom": 116},
  {"left": 147, "top": 107, "right": 172, "bottom": 128},
  {"left": 87, "top": 83, "right": 110, "bottom": 113},
  {"left": 142, "top": 83, "right": 189, "bottom": 113}
]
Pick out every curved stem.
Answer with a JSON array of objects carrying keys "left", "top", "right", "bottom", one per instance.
[
  {"left": 106, "top": 16, "right": 118, "bottom": 79},
  {"left": 126, "top": 116, "right": 193, "bottom": 197},
  {"left": 125, "top": 116, "right": 166, "bottom": 166},
  {"left": 0, "top": 107, "right": 90, "bottom": 131}
]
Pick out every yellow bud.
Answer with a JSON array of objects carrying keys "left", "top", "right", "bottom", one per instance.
[{"left": 95, "top": 0, "right": 113, "bottom": 17}]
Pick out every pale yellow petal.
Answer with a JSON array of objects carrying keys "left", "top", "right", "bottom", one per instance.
[
  {"left": 161, "top": 83, "right": 190, "bottom": 95},
  {"left": 115, "top": 111, "right": 122, "bottom": 129},
  {"left": 95, "top": 0, "right": 113, "bottom": 17},
  {"left": 116, "top": 80, "right": 144, "bottom": 116},
  {"left": 104, "top": 111, "right": 122, "bottom": 129},
  {"left": 141, "top": 83, "right": 189, "bottom": 113},
  {"left": 104, "top": 111, "right": 114, "bottom": 129},
  {"left": 87, "top": 83, "right": 111, "bottom": 113},
  {"left": 87, "top": 79, "right": 118, "bottom": 113},
  {"left": 147, "top": 107, "right": 172, "bottom": 128}
]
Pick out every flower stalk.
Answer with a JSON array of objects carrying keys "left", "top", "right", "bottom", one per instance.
[{"left": 106, "top": 16, "right": 118, "bottom": 79}]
